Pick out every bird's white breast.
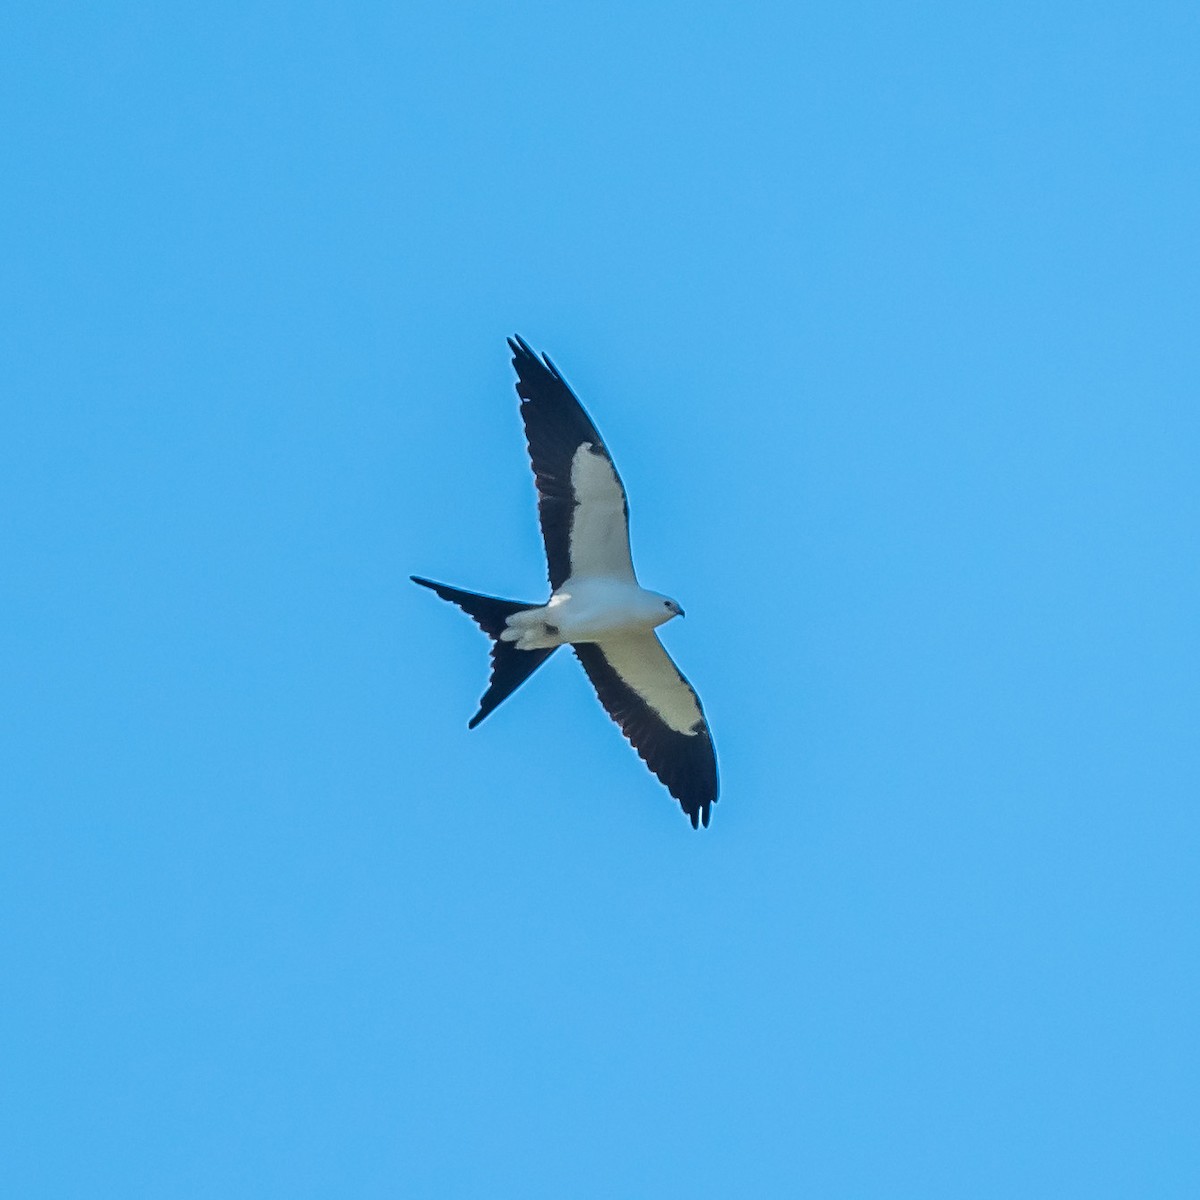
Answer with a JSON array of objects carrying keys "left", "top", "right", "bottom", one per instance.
[{"left": 547, "top": 578, "right": 669, "bottom": 643}]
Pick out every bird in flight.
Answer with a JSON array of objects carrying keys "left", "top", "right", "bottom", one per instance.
[{"left": 412, "top": 336, "right": 718, "bottom": 828}]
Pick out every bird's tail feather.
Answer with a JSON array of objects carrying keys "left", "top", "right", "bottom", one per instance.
[{"left": 410, "top": 576, "right": 558, "bottom": 727}]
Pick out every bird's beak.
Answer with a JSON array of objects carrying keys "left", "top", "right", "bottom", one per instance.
[{"left": 677, "top": 608, "right": 686, "bottom": 619}]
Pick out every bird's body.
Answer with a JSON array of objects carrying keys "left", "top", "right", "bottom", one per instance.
[
  {"left": 412, "top": 336, "right": 718, "bottom": 828},
  {"left": 500, "top": 578, "right": 681, "bottom": 651}
]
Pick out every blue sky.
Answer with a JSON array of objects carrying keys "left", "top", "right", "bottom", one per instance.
[{"left": 4, "top": 2, "right": 1198, "bottom": 1195}]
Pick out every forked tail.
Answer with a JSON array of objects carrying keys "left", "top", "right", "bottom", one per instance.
[{"left": 410, "top": 576, "right": 558, "bottom": 727}]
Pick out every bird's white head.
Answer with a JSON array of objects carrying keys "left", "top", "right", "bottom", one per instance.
[{"left": 647, "top": 592, "right": 686, "bottom": 626}]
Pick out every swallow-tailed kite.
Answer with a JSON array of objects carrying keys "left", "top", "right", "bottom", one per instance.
[{"left": 412, "top": 336, "right": 718, "bottom": 828}]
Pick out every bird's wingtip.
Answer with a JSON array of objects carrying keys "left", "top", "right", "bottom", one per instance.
[{"left": 507, "top": 335, "right": 567, "bottom": 386}]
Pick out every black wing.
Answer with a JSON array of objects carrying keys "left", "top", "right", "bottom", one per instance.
[
  {"left": 508, "top": 336, "right": 634, "bottom": 591},
  {"left": 574, "top": 634, "right": 718, "bottom": 829}
]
